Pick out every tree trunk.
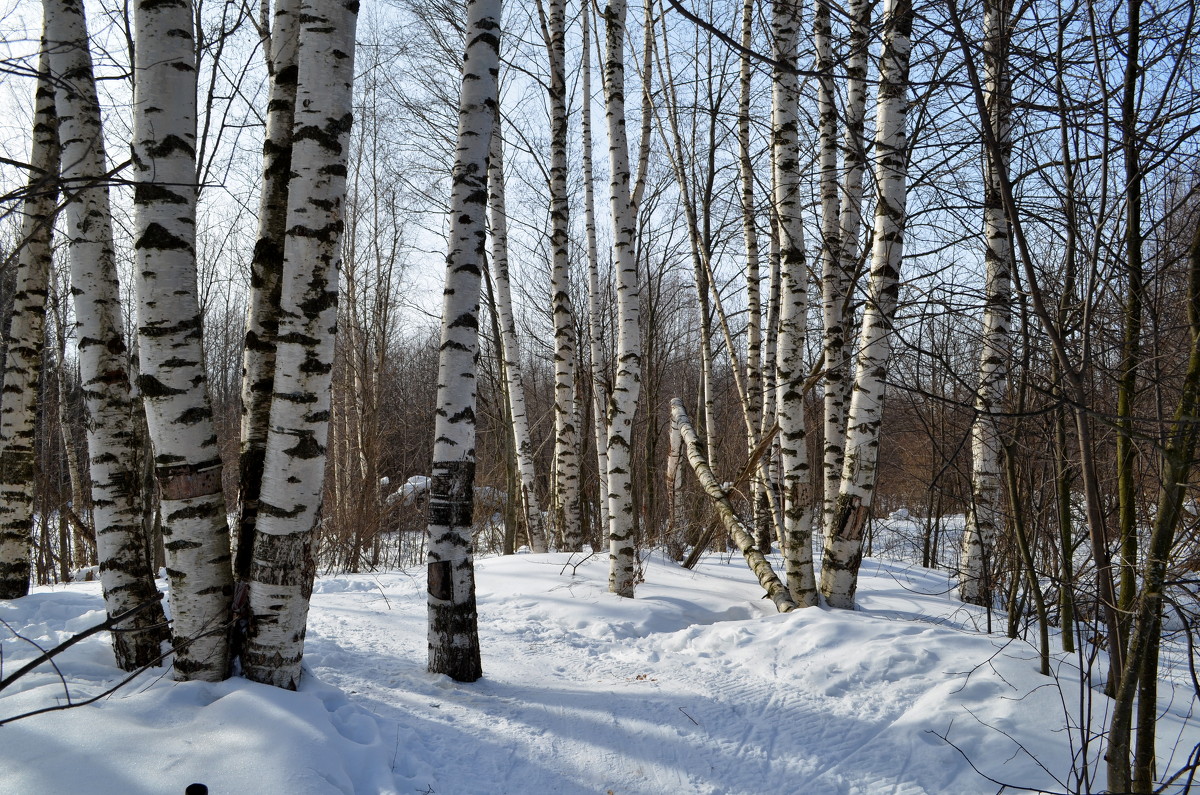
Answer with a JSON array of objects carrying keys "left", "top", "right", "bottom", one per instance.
[
  {"left": 821, "top": 0, "right": 871, "bottom": 544},
  {"left": 820, "top": 0, "right": 912, "bottom": 610},
  {"left": 772, "top": 0, "right": 816, "bottom": 607},
  {"left": 425, "top": 0, "right": 502, "bottom": 683},
  {"left": 45, "top": 0, "right": 169, "bottom": 670},
  {"left": 0, "top": 38, "right": 60, "bottom": 600},
  {"left": 131, "top": 0, "right": 234, "bottom": 682},
  {"left": 602, "top": 0, "right": 643, "bottom": 599},
  {"left": 1108, "top": 218, "right": 1200, "bottom": 794},
  {"left": 487, "top": 121, "right": 547, "bottom": 553},
  {"left": 581, "top": 2, "right": 610, "bottom": 547},
  {"left": 959, "top": 0, "right": 1013, "bottom": 608},
  {"left": 671, "top": 399, "right": 795, "bottom": 613},
  {"left": 540, "top": 0, "right": 580, "bottom": 552},
  {"left": 236, "top": 0, "right": 299, "bottom": 580},
  {"left": 243, "top": 0, "right": 358, "bottom": 689}
]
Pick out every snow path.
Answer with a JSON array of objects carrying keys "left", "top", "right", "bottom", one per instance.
[{"left": 2, "top": 550, "right": 1196, "bottom": 793}]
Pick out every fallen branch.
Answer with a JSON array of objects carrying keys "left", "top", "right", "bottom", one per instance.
[
  {"left": 0, "top": 593, "right": 165, "bottom": 695},
  {"left": 670, "top": 398, "right": 796, "bottom": 612}
]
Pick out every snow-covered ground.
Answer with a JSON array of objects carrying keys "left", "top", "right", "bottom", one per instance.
[{"left": 1, "top": 547, "right": 1196, "bottom": 794}]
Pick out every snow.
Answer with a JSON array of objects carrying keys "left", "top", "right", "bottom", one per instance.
[{"left": 1, "top": 544, "right": 1197, "bottom": 794}]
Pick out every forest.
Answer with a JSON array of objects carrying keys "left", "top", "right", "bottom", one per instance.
[{"left": 0, "top": 0, "right": 1198, "bottom": 791}]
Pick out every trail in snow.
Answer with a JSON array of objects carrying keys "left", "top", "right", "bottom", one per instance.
[{"left": 1, "top": 546, "right": 1196, "bottom": 794}]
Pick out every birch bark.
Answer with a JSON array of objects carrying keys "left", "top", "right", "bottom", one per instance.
[
  {"left": 820, "top": 0, "right": 912, "bottom": 609},
  {"left": 487, "top": 122, "right": 547, "bottom": 553},
  {"left": 602, "top": 0, "right": 643, "bottom": 598},
  {"left": 243, "top": 0, "right": 358, "bottom": 689},
  {"left": 131, "top": 0, "right": 234, "bottom": 680},
  {"left": 0, "top": 40, "right": 60, "bottom": 600},
  {"left": 581, "top": 2, "right": 611, "bottom": 543},
  {"left": 671, "top": 399, "right": 796, "bottom": 613},
  {"left": 540, "top": 0, "right": 581, "bottom": 552},
  {"left": 236, "top": 0, "right": 299, "bottom": 580},
  {"left": 822, "top": 0, "right": 871, "bottom": 542},
  {"left": 738, "top": 0, "right": 770, "bottom": 542},
  {"left": 959, "top": 0, "right": 1012, "bottom": 607},
  {"left": 772, "top": 0, "right": 816, "bottom": 606},
  {"left": 45, "top": 0, "right": 169, "bottom": 669},
  {"left": 426, "top": 0, "right": 502, "bottom": 682}
]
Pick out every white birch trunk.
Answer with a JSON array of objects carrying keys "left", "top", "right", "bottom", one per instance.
[
  {"left": 602, "top": 0, "right": 643, "bottom": 598},
  {"left": 0, "top": 41, "right": 60, "bottom": 600},
  {"left": 243, "top": 0, "right": 358, "bottom": 689},
  {"left": 426, "top": 0, "right": 502, "bottom": 683},
  {"left": 487, "top": 123, "right": 547, "bottom": 554},
  {"left": 820, "top": 0, "right": 912, "bottom": 610},
  {"left": 822, "top": 0, "right": 872, "bottom": 543},
  {"left": 671, "top": 399, "right": 796, "bottom": 613},
  {"left": 772, "top": 0, "right": 816, "bottom": 607},
  {"left": 760, "top": 216, "right": 783, "bottom": 549},
  {"left": 581, "top": 3, "right": 611, "bottom": 544},
  {"left": 959, "top": 0, "right": 1012, "bottom": 606},
  {"left": 237, "top": 0, "right": 299, "bottom": 581},
  {"left": 738, "top": 0, "right": 770, "bottom": 543},
  {"left": 46, "top": 0, "right": 169, "bottom": 669},
  {"left": 132, "top": 0, "right": 234, "bottom": 681},
  {"left": 543, "top": 0, "right": 581, "bottom": 552}
]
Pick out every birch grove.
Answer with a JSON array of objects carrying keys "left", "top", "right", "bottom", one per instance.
[{"left": 0, "top": 2, "right": 1196, "bottom": 770}]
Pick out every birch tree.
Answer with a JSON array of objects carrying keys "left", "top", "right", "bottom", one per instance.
[
  {"left": 242, "top": 0, "right": 358, "bottom": 689},
  {"left": 538, "top": 0, "right": 581, "bottom": 551},
  {"left": 45, "top": 0, "right": 169, "bottom": 669},
  {"left": 820, "top": 0, "right": 913, "bottom": 609},
  {"left": 0, "top": 39, "right": 60, "bottom": 600},
  {"left": 131, "top": 0, "right": 235, "bottom": 681},
  {"left": 822, "top": 0, "right": 871, "bottom": 542},
  {"left": 236, "top": 0, "right": 299, "bottom": 580},
  {"left": 487, "top": 120, "right": 547, "bottom": 553},
  {"left": 958, "top": 0, "right": 1013, "bottom": 607},
  {"left": 426, "top": 0, "right": 502, "bottom": 682},
  {"left": 772, "top": 0, "right": 816, "bottom": 606},
  {"left": 602, "top": 0, "right": 643, "bottom": 598},
  {"left": 581, "top": 1, "right": 611, "bottom": 545}
]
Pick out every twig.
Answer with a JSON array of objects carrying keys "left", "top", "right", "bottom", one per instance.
[{"left": 0, "top": 594, "right": 164, "bottom": 695}]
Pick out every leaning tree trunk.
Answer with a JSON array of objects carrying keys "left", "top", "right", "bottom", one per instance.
[
  {"left": 958, "top": 0, "right": 1013, "bottom": 608},
  {"left": 425, "top": 0, "right": 502, "bottom": 683},
  {"left": 820, "top": 0, "right": 912, "bottom": 610},
  {"left": 242, "top": 0, "right": 358, "bottom": 690},
  {"left": 132, "top": 0, "right": 235, "bottom": 682},
  {"left": 236, "top": 0, "right": 299, "bottom": 581},
  {"left": 671, "top": 399, "right": 796, "bottom": 613},
  {"left": 45, "top": 0, "right": 168, "bottom": 669},
  {"left": 0, "top": 39, "right": 60, "bottom": 600},
  {"left": 581, "top": 2, "right": 611, "bottom": 545},
  {"left": 541, "top": 0, "right": 581, "bottom": 552},
  {"left": 602, "top": 0, "right": 644, "bottom": 599},
  {"left": 487, "top": 121, "right": 547, "bottom": 553},
  {"left": 822, "top": 0, "right": 871, "bottom": 543}
]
